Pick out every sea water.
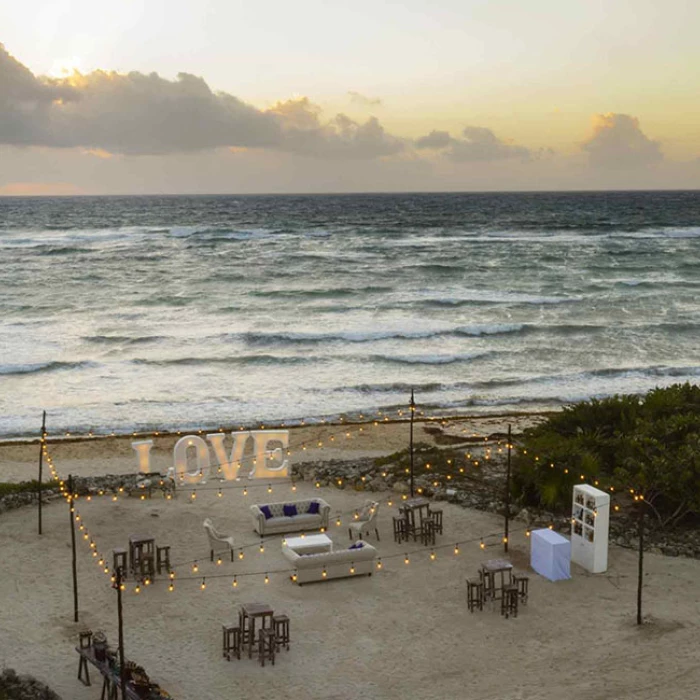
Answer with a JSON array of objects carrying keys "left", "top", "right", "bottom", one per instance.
[{"left": 1, "top": 191, "right": 698, "bottom": 438}]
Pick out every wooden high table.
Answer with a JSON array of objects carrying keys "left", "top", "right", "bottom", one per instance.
[
  {"left": 239, "top": 602, "right": 274, "bottom": 658},
  {"left": 481, "top": 558, "right": 513, "bottom": 600},
  {"left": 399, "top": 497, "right": 431, "bottom": 541}
]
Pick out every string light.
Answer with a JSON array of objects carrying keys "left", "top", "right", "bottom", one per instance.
[
  {"left": 264, "top": 573, "right": 269, "bottom": 584},
  {"left": 430, "top": 551, "right": 436, "bottom": 561},
  {"left": 404, "top": 554, "right": 410, "bottom": 565},
  {"left": 232, "top": 576, "right": 238, "bottom": 588},
  {"left": 200, "top": 578, "right": 206, "bottom": 591},
  {"left": 192, "top": 562, "right": 199, "bottom": 573}
]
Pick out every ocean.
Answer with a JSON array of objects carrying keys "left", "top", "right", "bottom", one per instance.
[{"left": 1, "top": 191, "right": 699, "bottom": 438}]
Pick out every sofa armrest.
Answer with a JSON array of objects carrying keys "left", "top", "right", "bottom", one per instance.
[
  {"left": 250, "top": 505, "right": 265, "bottom": 535},
  {"left": 317, "top": 498, "right": 331, "bottom": 528}
]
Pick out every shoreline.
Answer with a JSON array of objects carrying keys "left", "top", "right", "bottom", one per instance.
[
  {"left": 0, "top": 411, "right": 549, "bottom": 484},
  {"left": 0, "top": 409, "right": 555, "bottom": 447}
]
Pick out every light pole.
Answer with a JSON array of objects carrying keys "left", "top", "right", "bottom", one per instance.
[{"left": 409, "top": 389, "right": 415, "bottom": 498}]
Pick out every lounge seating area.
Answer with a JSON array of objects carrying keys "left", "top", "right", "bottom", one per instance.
[
  {"left": 250, "top": 498, "right": 331, "bottom": 535},
  {"left": 282, "top": 539, "right": 377, "bottom": 584}
]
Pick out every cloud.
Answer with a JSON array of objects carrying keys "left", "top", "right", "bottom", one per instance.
[
  {"left": 582, "top": 113, "right": 662, "bottom": 168},
  {"left": 0, "top": 44, "right": 400, "bottom": 160},
  {"left": 415, "top": 126, "right": 531, "bottom": 162},
  {"left": 348, "top": 91, "right": 382, "bottom": 107},
  {"left": 268, "top": 98, "right": 403, "bottom": 159}
]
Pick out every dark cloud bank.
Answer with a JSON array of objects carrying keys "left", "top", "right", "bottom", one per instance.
[{"left": 0, "top": 43, "right": 666, "bottom": 171}]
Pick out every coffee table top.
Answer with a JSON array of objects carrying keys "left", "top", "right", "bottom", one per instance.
[{"left": 285, "top": 533, "right": 332, "bottom": 549}]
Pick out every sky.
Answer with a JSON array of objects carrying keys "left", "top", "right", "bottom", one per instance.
[{"left": 1, "top": 0, "right": 699, "bottom": 195}]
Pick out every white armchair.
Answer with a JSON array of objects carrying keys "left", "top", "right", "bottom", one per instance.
[
  {"left": 348, "top": 500, "right": 380, "bottom": 541},
  {"left": 203, "top": 518, "right": 235, "bottom": 562}
]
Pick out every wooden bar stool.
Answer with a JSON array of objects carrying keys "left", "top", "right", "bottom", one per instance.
[
  {"left": 138, "top": 554, "right": 155, "bottom": 582},
  {"left": 272, "top": 614, "right": 290, "bottom": 651},
  {"left": 501, "top": 585, "right": 519, "bottom": 619},
  {"left": 222, "top": 624, "right": 241, "bottom": 660},
  {"left": 112, "top": 548, "right": 127, "bottom": 576},
  {"left": 392, "top": 516, "right": 407, "bottom": 543},
  {"left": 420, "top": 518, "right": 436, "bottom": 546},
  {"left": 465, "top": 578, "right": 484, "bottom": 612},
  {"left": 156, "top": 545, "right": 171, "bottom": 574},
  {"left": 258, "top": 629, "right": 276, "bottom": 667},
  {"left": 429, "top": 508, "right": 443, "bottom": 535},
  {"left": 479, "top": 569, "right": 494, "bottom": 601},
  {"left": 513, "top": 575, "right": 529, "bottom": 605}
]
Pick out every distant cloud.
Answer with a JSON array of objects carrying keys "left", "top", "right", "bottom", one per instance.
[
  {"left": 348, "top": 91, "right": 382, "bottom": 107},
  {"left": 582, "top": 113, "right": 662, "bottom": 168},
  {"left": 0, "top": 44, "right": 400, "bottom": 160},
  {"left": 415, "top": 126, "right": 531, "bottom": 162}
]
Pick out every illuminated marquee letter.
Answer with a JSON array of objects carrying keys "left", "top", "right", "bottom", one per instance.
[
  {"left": 206, "top": 432, "right": 250, "bottom": 480},
  {"left": 250, "top": 430, "right": 289, "bottom": 480},
  {"left": 131, "top": 440, "right": 153, "bottom": 474},
  {"left": 173, "top": 435, "right": 210, "bottom": 484}
]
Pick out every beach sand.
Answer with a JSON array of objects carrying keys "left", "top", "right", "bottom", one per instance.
[{"left": 1, "top": 415, "right": 699, "bottom": 700}]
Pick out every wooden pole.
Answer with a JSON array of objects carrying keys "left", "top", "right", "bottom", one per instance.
[
  {"left": 504, "top": 424, "right": 512, "bottom": 553},
  {"left": 38, "top": 411, "right": 46, "bottom": 535},
  {"left": 68, "top": 474, "right": 79, "bottom": 622},
  {"left": 115, "top": 567, "right": 127, "bottom": 700},
  {"left": 409, "top": 389, "right": 415, "bottom": 498},
  {"left": 637, "top": 503, "right": 644, "bottom": 625}
]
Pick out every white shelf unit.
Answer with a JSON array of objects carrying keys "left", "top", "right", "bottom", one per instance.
[{"left": 571, "top": 484, "right": 610, "bottom": 573}]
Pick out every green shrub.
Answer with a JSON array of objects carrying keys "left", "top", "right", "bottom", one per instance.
[{"left": 514, "top": 383, "right": 700, "bottom": 526}]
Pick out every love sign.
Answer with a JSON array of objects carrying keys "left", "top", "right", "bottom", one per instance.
[{"left": 132, "top": 430, "right": 289, "bottom": 484}]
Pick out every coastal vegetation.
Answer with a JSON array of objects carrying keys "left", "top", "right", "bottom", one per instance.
[{"left": 515, "top": 383, "right": 700, "bottom": 528}]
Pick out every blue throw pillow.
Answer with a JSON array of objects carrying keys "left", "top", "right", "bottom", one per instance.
[
  {"left": 283, "top": 504, "right": 297, "bottom": 517},
  {"left": 259, "top": 505, "right": 273, "bottom": 520},
  {"left": 307, "top": 501, "right": 320, "bottom": 515},
  {"left": 349, "top": 541, "right": 364, "bottom": 550}
]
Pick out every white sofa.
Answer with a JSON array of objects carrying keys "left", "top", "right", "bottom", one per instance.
[
  {"left": 250, "top": 498, "right": 331, "bottom": 536},
  {"left": 282, "top": 540, "right": 377, "bottom": 584}
]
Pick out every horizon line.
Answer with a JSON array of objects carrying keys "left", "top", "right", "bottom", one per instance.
[{"left": 1, "top": 187, "right": 699, "bottom": 199}]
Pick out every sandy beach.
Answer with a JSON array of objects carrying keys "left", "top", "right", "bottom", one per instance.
[{"left": 1, "top": 415, "right": 700, "bottom": 700}]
